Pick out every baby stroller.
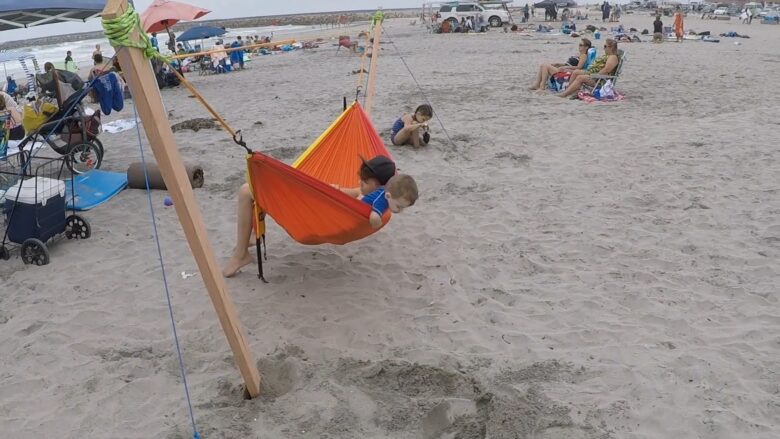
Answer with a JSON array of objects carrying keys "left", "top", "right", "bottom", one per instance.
[{"left": 17, "top": 74, "right": 104, "bottom": 174}]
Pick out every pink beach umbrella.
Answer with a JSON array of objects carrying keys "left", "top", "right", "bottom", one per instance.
[{"left": 140, "top": 0, "right": 211, "bottom": 33}]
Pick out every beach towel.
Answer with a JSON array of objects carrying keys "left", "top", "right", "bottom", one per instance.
[
  {"left": 92, "top": 73, "right": 124, "bottom": 115},
  {"left": 577, "top": 89, "right": 624, "bottom": 103}
]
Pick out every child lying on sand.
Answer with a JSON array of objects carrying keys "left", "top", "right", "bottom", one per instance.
[{"left": 222, "top": 156, "right": 418, "bottom": 277}]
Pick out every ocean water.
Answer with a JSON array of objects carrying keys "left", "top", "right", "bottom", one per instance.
[{"left": 1, "top": 24, "right": 314, "bottom": 84}]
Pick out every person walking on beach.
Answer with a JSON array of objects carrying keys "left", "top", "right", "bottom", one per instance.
[
  {"left": 150, "top": 32, "right": 159, "bottom": 51},
  {"left": 673, "top": 6, "right": 684, "bottom": 42},
  {"left": 523, "top": 3, "right": 530, "bottom": 23}
]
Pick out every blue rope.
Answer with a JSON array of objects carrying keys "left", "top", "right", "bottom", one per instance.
[
  {"left": 382, "top": 27, "right": 458, "bottom": 148},
  {"left": 130, "top": 102, "right": 200, "bottom": 439}
]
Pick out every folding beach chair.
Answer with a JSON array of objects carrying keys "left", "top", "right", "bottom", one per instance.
[{"left": 585, "top": 49, "right": 626, "bottom": 94}]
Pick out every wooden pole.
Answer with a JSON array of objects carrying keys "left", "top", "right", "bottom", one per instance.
[
  {"left": 102, "top": 0, "right": 262, "bottom": 398},
  {"left": 170, "top": 39, "right": 297, "bottom": 60},
  {"left": 364, "top": 23, "right": 382, "bottom": 115}
]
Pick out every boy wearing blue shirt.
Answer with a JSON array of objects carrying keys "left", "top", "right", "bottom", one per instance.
[{"left": 335, "top": 156, "right": 419, "bottom": 228}]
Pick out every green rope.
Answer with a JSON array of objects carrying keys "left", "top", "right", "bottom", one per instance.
[{"left": 101, "top": 4, "right": 169, "bottom": 61}]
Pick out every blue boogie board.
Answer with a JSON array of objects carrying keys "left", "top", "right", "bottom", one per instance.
[{"left": 65, "top": 170, "right": 128, "bottom": 211}]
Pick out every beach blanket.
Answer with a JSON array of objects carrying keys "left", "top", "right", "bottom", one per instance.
[
  {"left": 102, "top": 119, "right": 139, "bottom": 134},
  {"left": 577, "top": 90, "right": 624, "bottom": 103}
]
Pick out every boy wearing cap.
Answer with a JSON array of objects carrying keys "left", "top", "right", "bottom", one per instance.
[
  {"left": 223, "top": 155, "right": 417, "bottom": 277},
  {"left": 335, "top": 156, "right": 419, "bottom": 229}
]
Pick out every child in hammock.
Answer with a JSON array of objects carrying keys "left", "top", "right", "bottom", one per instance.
[
  {"left": 390, "top": 104, "right": 433, "bottom": 147},
  {"left": 222, "top": 156, "right": 418, "bottom": 278}
]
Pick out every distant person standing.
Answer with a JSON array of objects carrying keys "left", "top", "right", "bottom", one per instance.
[
  {"left": 653, "top": 15, "right": 664, "bottom": 42},
  {"left": 230, "top": 37, "right": 245, "bottom": 69},
  {"left": 92, "top": 44, "right": 102, "bottom": 62},
  {"left": 64, "top": 50, "right": 77, "bottom": 71},
  {"left": 601, "top": 1, "right": 611, "bottom": 22},
  {"left": 3, "top": 76, "right": 17, "bottom": 96},
  {"left": 150, "top": 32, "right": 159, "bottom": 51},
  {"left": 167, "top": 29, "right": 177, "bottom": 53},
  {"left": 523, "top": 3, "right": 530, "bottom": 22},
  {"left": 673, "top": 6, "right": 684, "bottom": 42}
]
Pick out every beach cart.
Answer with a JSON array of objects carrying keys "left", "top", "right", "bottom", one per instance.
[{"left": 0, "top": 152, "right": 90, "bottom": 265}]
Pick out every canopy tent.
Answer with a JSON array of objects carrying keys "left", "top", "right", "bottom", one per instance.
[
  {"left": 177, "top": 25, "right": 226, "bottom": 42},
  {"left": 0, "top": 0, "right": 104, "bottom": 31}
]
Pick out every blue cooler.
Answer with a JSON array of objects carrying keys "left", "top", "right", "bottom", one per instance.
[{"left": 5, "top": 177, "right": 66, "bottom": 244}]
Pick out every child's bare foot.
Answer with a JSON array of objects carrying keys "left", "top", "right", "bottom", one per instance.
[
  {"left": 223, "top": 253, "right": 254, "bottom": 278},
  {"left": 527, "top": 85, "right": 538, "bottom": 91}
]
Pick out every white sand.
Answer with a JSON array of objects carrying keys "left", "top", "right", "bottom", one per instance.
[{"left": 1, "top": 13, "right": 778, "bottom": 439}]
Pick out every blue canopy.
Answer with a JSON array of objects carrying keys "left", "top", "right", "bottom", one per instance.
[
  {"left": 0, "top": 0, "right": 104, "bottom": 31},
  {"left": 177, "top": 25, "right": 226, "bottom": 42}
]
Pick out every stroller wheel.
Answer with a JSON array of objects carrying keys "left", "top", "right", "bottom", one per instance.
[
  {"left": 90, "top": 138, "right": 105, "bottom": 157},
  {"left": 21, "top": 239, "right": 49, "bottom": 266},
  {"left": 66, "top": 142, "right": 103, "bottom": 175},
  {"left": 0, "top": 245, "right": 10, "bottom": 261},
  {"left": 65, "top": 215, "right": 91, "bottom": 240}
]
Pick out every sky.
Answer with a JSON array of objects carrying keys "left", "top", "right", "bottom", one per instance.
[{"left": 1, "top": 0, "right": 422, "bottom": 41}]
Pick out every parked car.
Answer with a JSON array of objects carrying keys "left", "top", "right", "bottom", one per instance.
[
  {"left": 438, "top": 2, "right": 511, "bottom": 27},
  {"left": 713, "top": 6, "right": 729, "bottom": 15}
]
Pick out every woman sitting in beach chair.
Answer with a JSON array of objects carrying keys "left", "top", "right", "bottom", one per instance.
[
  {"left": 528, "top": 38, "right": 594, "bottom": 91},
  {"left": 558, "top": 39, "right": 620, "bottom": 98}
]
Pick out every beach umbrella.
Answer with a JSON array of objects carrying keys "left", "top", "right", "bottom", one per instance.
[
  {"left": 0, "top": 0, "right": 104, "bottom": 31},
  {"left": 177, "top": 25, "right": 226, "bottom": 42},
  {"left": 141, "top": 0, "right": 211, "bottom": 33}
]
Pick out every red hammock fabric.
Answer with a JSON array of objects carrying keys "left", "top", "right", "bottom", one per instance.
[{"left": 247, "top": 102, "right": 392, "bottom": 245}]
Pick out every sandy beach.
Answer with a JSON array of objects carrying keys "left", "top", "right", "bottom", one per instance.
[{"left": 1, "top": 11, "right": 779, "bottom": 439}]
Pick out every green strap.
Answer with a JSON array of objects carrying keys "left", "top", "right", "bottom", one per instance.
[{"left": 101, "top": 4, "right": 169, "bottom": 62}]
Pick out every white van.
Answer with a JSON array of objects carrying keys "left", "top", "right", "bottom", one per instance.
[{"left": 438, "top": 2, "right": 511, "bottom": 27}]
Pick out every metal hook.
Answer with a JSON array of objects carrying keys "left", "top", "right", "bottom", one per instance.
[{"left": 233, "top": 129, "right": 251, "bottom": 153}]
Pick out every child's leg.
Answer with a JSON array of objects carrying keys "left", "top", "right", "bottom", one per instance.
[
  {"left": 223, "top": 183, "right": 256, "bottom": 278},
  {"left": 392, "top": 124, "right": 422, "bottom": 147}
]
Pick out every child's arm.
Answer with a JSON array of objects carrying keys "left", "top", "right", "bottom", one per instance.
[
  {"left": 369, "top": 211, "right": 383, "bottom": 229},
  {"left": 331, "top": 184, "right": 362, "bottom": 198}
]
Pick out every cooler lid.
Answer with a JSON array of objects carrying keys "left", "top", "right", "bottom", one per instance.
[{"left": 7, "top": 177, "right": 65, "bottom": 206}]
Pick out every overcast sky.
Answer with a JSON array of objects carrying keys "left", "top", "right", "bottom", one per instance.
[{"left": 2, "top": 0, "right": 421, "bottom": 41}]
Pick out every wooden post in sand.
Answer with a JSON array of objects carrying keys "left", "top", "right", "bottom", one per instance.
[
  {"left": 102, "top": 0, "right": 261, "bottom": 398},
  {"left": 364, "top": 23, "right": 382, "bottom": 115}
]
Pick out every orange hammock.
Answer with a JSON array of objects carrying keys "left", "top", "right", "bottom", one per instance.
[{"left": 246, "top": 102, "right": 391, "bottom": 279}]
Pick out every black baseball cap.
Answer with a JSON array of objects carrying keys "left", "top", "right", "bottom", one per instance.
[{"left": 360, "top": 155, "right": 396, "bottom": 185}]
